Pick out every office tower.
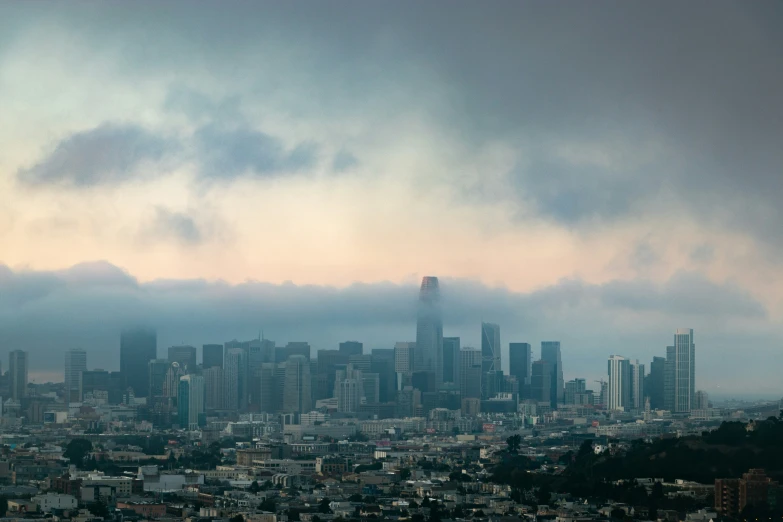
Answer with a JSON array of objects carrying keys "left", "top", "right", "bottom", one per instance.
[
  {"left": 541, "top": 341, "right": 564, "bottom": 406},
  {"left": 629, "top": 360, "right": 645, "bottom": 410},
  {"left": 442, "top": 337, "right": 460, "bottom": 384},
  {"left": 224, "top": 348, "right": 246, "bottom": 411},
  {"left": 9, "top": 350, "right": 28, "bottom": 401},
  {"left": 531, "top": 360, "right": 552, "bottom": 405},
  {"left": 646, "top": 356, "right": 665, "bottom": 410},
  {"left": 202, "top": 344, "right": 224, "bottom": 369},
  {"left": 315, "top": 350, "right": 348, "bottom": 401},
  {"left": 148, "top": 359, "right": 169, "bottom": 398},
  {"left": 482, "top": 370, "right": 505, "bottom": 399},
  {"left": 459, "top": 348, "right": 482, "bottom": 399},
  {"left": 248, "top": 339, "right": 275, "bottom": 409},
  {"left": 481, "top": 322, "right": 501, "bottom": 373},
  {"left": 168, "top": 345, "right": 197, "bottom": 371},
  {"left": 339, "top": 341, "right": 363, "bottom": 356},
  {"left": 163, "top": 362, "right": 186, "bottom": 400},
  {"left": 370, "top": 352, "right": 397, "bottom": 403},
  {"left": 362, "top": 373, "right": 380, "bottom": 404},
  {"left": 394, "top": 342, "right": 415, "bottom": 374},
  {"left": 277, "top": 342, "right": 311, "bottom": 362},
  {"left": 283, "top": 355, "right": 312, "bottom": 413},
  {"left": 348, "top": 354, "right": 372, "bottom": 372},
  {"left": 607, "top": 355, "right": 631, "bottom": 411},
  {"left": 64, "top": 349, "right": 87, "bottom": 404},
  {"left": 694, "top": 390, "right": 710, "bottom": 410},
  {"left": 178, "top": 374, "right": 205, "bottom": 430},
  {"left": 565, "top": 378, "right": 586, "bottom": 404},
  {"left": 120, "top": 328, "right": 157, "bottom": 397},
  {"left": 412, "top": 371, "right": 436, "bottom": 393},
  {"left": 415, "top": 276, "right": 443, "bottom": 385},
  {"left": 203, "top": 367, "right": 225, "bottom": 410},
  {"left": 257, "top": 363, "right": 277, "bottom": 413},
  {"left": 509, "top": 343, "right": 532, "bottom": 398},
  {"left": 81, "top": 370, "right": 110, "bottom": 398},
  {"left": 336, "top": 364, "right": 364, "bottom": 413},
  {"left": 664, "top": 328, "right": 696, "bottom": 413}
]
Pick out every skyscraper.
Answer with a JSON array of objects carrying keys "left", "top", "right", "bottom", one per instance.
[
  {"left": 224, "top": 348, "right": 246, "bottom": 411},
  {"left": 120, "top": 328, "right": 157, "bottom": 397},
  {"left": 459, "top": 348, "right": 482, "bottom": 399},
  {"left": 509, "top": 343, "right": 532, "bottom": 397},
  {"left": 204, "top": 366, "right": 225, "bottom": 410},
  {"left": 531, "top": 360, "right": 551, "bottom": 405},
  {"left": 481, "top": 322, "right": 501, "bottom": 373},
  {"left": 646, "top": 356, "right": 665, "bottom": 410},
  {"left": 64, "top": 349, "right": 87, "bottom": 404},
  {"left": 607, "top": 355, "right": 630, "bottom": 411},
  {"left": 665, "top": 328, "right": 695, "bottom": 413},
  {"left": 370, "top": 351, "right": 397, "bottom": 403},
  {"left": 394, "top": 342, "right": 415, "bottom": 374},
  {"left": 9, "top": 350, "right": 28, "bottom": 401},
  {"left": 442, "top": 337, "right": 460, "bottom": 384},
  {"left": 336, "top": 364, "right": 364, "bottom": 413},
  {"left": 202, "top": 344, "right": 224, "bottom": 369},
  {"left": 629, "top": 360, "right": 645, "bottom": 410},
  {"left": 148, "top": 359, "right": 170, "bottom": 398},
  {"left": 168, "top": 345, "right": 197, "bottom": 371},
  {"left": 339, "top": 341, "right": 363, "bottom": 356},
  {"left": 415, "top": 276, "right": 443, "bottom": 386},
  {"left": 540, "top": 341, "right": 564, "bottom": 406},
  {"left": 283, "top": 355, "right": 312, "bottom": 413},
  {"left": 178, "top": 374, "right": 204, "bottom": 430}
]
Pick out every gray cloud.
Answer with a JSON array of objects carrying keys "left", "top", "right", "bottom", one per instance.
[
  {"left": 0, "top": 262, "right": 775, "bottom": 393},
  {"left": 146, "top": 207, "right": 203, "bottom": 245},
  {"left": 17, "top": 124, "right": 176, "bottom": 187},
  {"left": 332, "top": 149, "right": 358, "bottom": 172}
]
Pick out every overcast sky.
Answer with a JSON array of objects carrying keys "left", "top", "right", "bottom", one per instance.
[{"left": 0, "top": 2, "right": 781, "bottom": 395}]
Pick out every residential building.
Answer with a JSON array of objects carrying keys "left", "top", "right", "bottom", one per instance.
[{"left": 64, "top": 349, "right": 87, "bottom": 404}]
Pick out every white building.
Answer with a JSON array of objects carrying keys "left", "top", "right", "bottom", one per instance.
[
  {"left": 33, "top": 493, "right": 78, "bottom": 512},
  {"left": 607, "top": 355, "right": 630, "bottom": 411}
]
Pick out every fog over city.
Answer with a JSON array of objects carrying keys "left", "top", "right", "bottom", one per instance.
[{"left": 1, "top": 2, "right": 782, "bottom": 395}]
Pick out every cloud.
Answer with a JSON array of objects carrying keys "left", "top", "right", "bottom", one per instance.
[
  {"left": 194, "top": 124, "right": 318, "bottom": 179},
  {"left": 146, "top": 207, "right": 203, "bottom": 245},
  {"left": 332, "top": 149, "right": 358, "bottom": 172},
  {"left": 17, "top": 124, "right": 177, "bottom": 187},
  {"left": 0, "top": 262, "right": 775, "bottom": 393}
]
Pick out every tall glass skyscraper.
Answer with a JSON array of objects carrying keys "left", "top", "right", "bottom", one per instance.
[
  {"left": 481, "top": 322, "right": 501, "bottom": 373},
  {"left": 120, "top": 328, "right": 157, "bottom": 397},
  {"left": 64, "top": 348, "right": 87, "bottom": 404},
  {"left": 665, "top": 328, "right": 695, "bottom": 413},
  {"left": 509, "top": 342, "right": 532, "bottom": 397},
  {"left": 442, "top": 337, "right": 460, "bottom": 384},
  {"left": 415, "top": 276, "right": 443, "bottom": 386},
  {"left": 541, "top": 341, "right": 564, "bottom": 407}
]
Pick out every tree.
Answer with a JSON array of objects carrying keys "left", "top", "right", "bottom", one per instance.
[
  {"left": 506, "top": 434, "right": 522, "bottom": 453},
  {"left": 399, "top": 468, "right": 411, "bottom": 480},
  {"left": 64, "top": 438, "right": 93, "bottom": 468},
  {"left": 318, "top": 498, "right": 332, "bottom": 514},
  {"left": 88, "top": 500, "right": 110, "bottom": 519},
  {"left": 249, "top": 480, "right": 261, "bottom": 494},
  {"left": 577, "top": 439, "right": 594, "bottom": 457},
  {"left": 536, "top": 483, "right": 551, "bottom": 505}
]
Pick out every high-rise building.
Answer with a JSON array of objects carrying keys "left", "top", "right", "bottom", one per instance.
[
  {"left": 339, "top": 341, "right": 363, "bottom": 356},
  {"left": 664, "top": 328, "right": 695, "bottom": 413},
  {"left": 120, "top": 328, "right": 157, "bottom": 397},
  {"left": 370, "top": 352, "right": 397, "bottom": 403},
  {"left": 283, "top": 355, "right": 311, "bottom": 413},
  {"left": 459, "top": 348, "right": 482, "bottom": 399},
  {"left": 203, "top": 366, "right": 224, "bottom": 410},
  {"left": 163, "top": 362, "right": 186, "bottom": 400},
  {"left": 336, "top": 364, "right": 364, "bottom": 413},
  {"left": 81, "top": 370, "right": 110, "bottom": 398},
  {"left": 646, "top": 356, "right": 665, "bottom": 410},
  {"left": 148, "top": 359, "right": 169, "bottom": 398},
  {"left": 509, "top": 343, "right": 532, "bottom": 398},
  {"left": 629, "top": 360, "right": 645, "bottom": 410},
  {"left": 564, "top": 378, "right": 587, "bottom": 405},
  {"left": 481, "top": 322, "right": 501, "bottom": 374},
  {"left": 277, "top": 342, "right": 311, "bottom": 362},
  {"left": 607, "top": 355, "right": 631, "bottom": 411},
  {"left": 394, "top": 342, "right": 415, "bottom": 374},
  {"left": 694, "top": 390, "right": 710, "bottom": 410},
  {"left": 540, "top": 341, "right": 564, "bottom": 407},
  {"left": 178, "top": 374, "right": 205, "bottom": 430},
  {"left": 202, "top": 344, "right": 224, "bottom": 369},
  {"left": 531, "top": 360, "right": 551, "bottom": 405},
  {"left": 348, "top": 354, "right": 372, "bottom": 372},
  {"left": 415, "top": 277, "right": 443, "bottom": 386},
  {"left": 64, "top": 349, "right": 87, "bottom": 404},
  {"left": 224, "top": 348, "right": 246, "bottom": 411},
  {"left": 442, "top": 337, "right": 460, "bottom": 384},
  {"left": 167, "top": 345, "right": 196, "bottom": 371},
  {"left": 9, "top": 350, "right": 28, "bottom": 401}
]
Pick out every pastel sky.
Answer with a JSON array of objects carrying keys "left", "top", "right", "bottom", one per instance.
[{"left": 1, "top": 2, "right": 782, "bottom": 394}]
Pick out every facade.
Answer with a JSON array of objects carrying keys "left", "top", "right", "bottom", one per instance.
[
  {"left": 148, "top": 359, "right": 169, "bottom": 398},
  {"left": 224, "top": 348, "right": 246, "bottom": 411},
  {"left": 202, "top": 343, "right": 224, "bottom": 369},
  {"left": 531, "top": 360, "right": 552, "bottom": 405},
  {"left": 9, "top": 350, "right": 28, "bottom": 401},
  {"left": 167, "top": 345, "right": 197, "bottom": 371},
  {"left": 630, "top": 360, "right": 645, "bottom": 410},
  {"left": 509, "top": 342, "right": 532, "bottom": 398},
  {"left": 64, "top": 349, "right": 87, "bottom": 404},
  {"left": 339, "top": 341, "right": 363, "bottom": 356},
  {"left": 665, "top": 328, "right": 696, "bottom": 413},
  {"left": 540, "top": 341, "right": 564, "bottom": 406},
  {"left": 203, "top": 366, "right": 225, "bottom": 410},
  {"left": 564, "top": 378, "right": 587, "bottom": 405},
  {"left": 282, "top": 355, "right": 312, "bottom": 413},
  {"left": 415, "top": 276, "right": 443, "bottom": 386},
  {"left": 608, "top": 355, "right": 630, "bottom": 411},
  {"left": 480, "top": 322, "right": 501, "bottom": 374},
  {"left": 442, "top": 337, "right": 460, "bottom": 384},
  {"left": 336, "top": 364, "right": 364, "bottom": 413},
  {"left": 178, "top": 374, "right": 205, "bottom": 430},
  {"left": 647, "top": 356, "right": 665, "bottom": 410},
  {"left": 394, "top": 342, "right": 415, "bottom": 374},
  {"left": 120, "top": 328, "right": 157, "bottom": 397}
]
